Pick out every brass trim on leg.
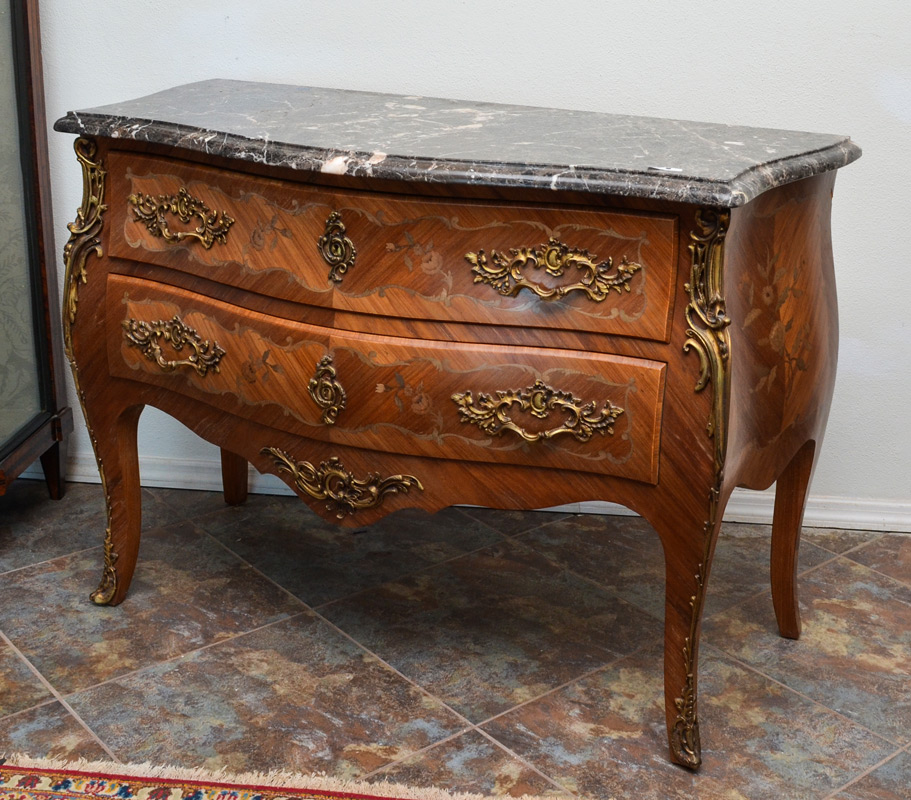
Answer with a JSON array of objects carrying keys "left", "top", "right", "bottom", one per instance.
[
  {"left": 63, "top": 138, "right": 107, "bottom": 355},
  {"left": 90, "top": 534, "right": 118, "bottom": 605},
  {"left": 62, "top": 138, "right": 118, "bottom": 605},
  {"left": 684, "top": 208, "right": 731, "bottom": 465},
  {"left": 671, "top": 208, "right": 732, "bottom": 769}
]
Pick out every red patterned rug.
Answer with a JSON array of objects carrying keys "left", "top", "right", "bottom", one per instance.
[{"left": 0, "top": 758, "right": 559, "bottom": 800}]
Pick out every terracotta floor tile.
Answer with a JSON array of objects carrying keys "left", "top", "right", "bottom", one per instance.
[
  {"left": 704, "top": 557, "right": 911, "bottom": 745},
  {"left": 0, "top": 640, "right": 52, "bottom": 717},
  {"left": 830, "top": 749, "right": 911, "bottom": 799},
  {"left": 802, "top": 527, "right": 884, "bottom": 555},
  {"left": 481, "top": 644, "right": 894, "bottom": 800},
  {"left": 197, "top": 497, "right": 503, "bottom": 606},
  {"left": 320, "top": 538, "right": 662, "bottom": 722},
  {"left": 67, "top": 614, "right": 466, "bottom": 776},
  {"left": 458, "top": 507, "right": 571, "bottom": 537},
  {"left": 520, "top": 514, "right": 832, "bottom": 620},
  {"left": 371, "top": 730, "right": 560, "bottom": 797},
  {"left": 0, "top": 703, "right": 109, "bottom": 761},
  {"left": 844, "top": 533, "right": 911, "bottom": 587},
  {"left": 0, "top": 521, "right": 305, "bottom": 693},
  {"left": 151, "top": 486, "right": 241, "bottom": 520},
  {"left": 3, "top": 483, "right": 909, "bottom": 797},
  {"left": 0, "top": 481, "right": 105, "bottom": 574},
  {"left": 0, "top": 481, "right": 219, "bottom": 577}
]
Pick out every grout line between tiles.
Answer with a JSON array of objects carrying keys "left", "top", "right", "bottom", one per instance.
[
  {"left": 473, "top": 727, "right": 579, "bottom": 798},
  {"left": 458, "top": 507, "right": 573, "bottom": 539},
  {"left": 806, "top": 532, "right": 911, "bottom": 589},
  {"left": 301, "top": 604, "right": 479, "bottom": 727},
  {"left": 359, "top": 729, "right": 472, "bottom": 779},
  {"left": 820, "top": 745, "right": 908, "bottom": 799},
  {"left": 0, "top": 697, "right": 58, "bottom": 724},
  {"left": 816, "top": 532, "right": 887, "bottom": 556},
  {"left": 194, "top": 523, "right": 488, "bottom": 740},
  {"left": 199, "top": 512, "right": 512, "bottom": 614},
  {"left": 58, "top": 611, "right": 312, "bottom": 699},
  {"left": 199, "top": 509, "right": 656, "bottom": 797},
  {"left": 835, "top": 547, "right": 911, "bottom": 591},
  {"left": 192, "top": 522, "right": 319, "bottom": 609},
  {"left": 0, "top": 631, "right": 118, "bottom": 761},
  {"left": 474, "top": 636, "right": 661, "bottom": 732},
  {"left": 357, "top": 705, "right": 577, "bottom": 799},
  {"left": 308, "top": 534, "right": 533, "bottom": 614},
  {"left": 0, "top": 545, "right": 102, "bottom": 581},
  {"left": 698, "top": 550, "right": 844, "bottom": 623},
  {"left": 708, "top": 645, "right": 902, "bottom": 748}
]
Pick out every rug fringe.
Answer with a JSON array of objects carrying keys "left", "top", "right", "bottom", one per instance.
[{"left": 2, "top": 754, "right": 570, "bottom": 800}]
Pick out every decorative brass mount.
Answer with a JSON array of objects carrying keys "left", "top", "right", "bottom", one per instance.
[
  {"left": 465, "top": 238, "right": 641, "bottom": 302},
  {"left": 123, "top": 315, "right": 226, "bottom": 377},
  {"left": 63, "top": 138, "right": 107, "bottom": 354},
  {"left": 308, "top": 355, "right": 347, "bottom": 425},
  {"left": 261, "top": 447, "right": 423, "bottom": 519},
  {"left": 684, "top": 208, "right": 732, "bottom": 460},
  {"left": 62, "top": 138, "right": 116, "bottom": 606},
  {"left": 318, "top": 211, "right": 357, "bottom": 283},
  {"left": 128, "top": 187, "right": 235, "bottom": 250},
  {"left": 451, "top": 379, "right": 623, "bottom": 443},
  {"left": 670, "top": 207, "right": 732, "bottom": 770}
]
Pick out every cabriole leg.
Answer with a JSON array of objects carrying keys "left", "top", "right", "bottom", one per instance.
[
  {"left": 88, "top": 404, "right": 144, "bottom": 606},
  {"left": 655, "top": 500, "right": 724, "bottom": 770},
  {"left": 770, "top": 439, "right": 817, "bottom": 639},
  {"left": 220, "top": 448, "right": 248, "bottom": 506}
]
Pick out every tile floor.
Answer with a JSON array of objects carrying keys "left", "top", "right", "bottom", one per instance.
[{"left": 1, "top": 478, "right": 909, "bottom": 799}]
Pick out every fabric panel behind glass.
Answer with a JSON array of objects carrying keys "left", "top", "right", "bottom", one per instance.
[{"left": 0, "top": 4, "right": 42, "bottom": 444}]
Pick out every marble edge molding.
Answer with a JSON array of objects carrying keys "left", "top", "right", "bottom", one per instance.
[{"left": 53, "top": 112, "right": 861, "bottom": 208}]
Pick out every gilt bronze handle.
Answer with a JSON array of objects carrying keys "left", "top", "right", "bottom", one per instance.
[
  {"left": 318, "top": 211, "right": 357, "bottom": 283},
  {"left": 466, "top": 238, "right": 640, "bottom": 302},
  {"left": 128, "top": 187, "right": 234, "bottom": 250},
  {"left": 261, "top": 446, "right": 423, "bottom": 519},
  {"left": 451, "top": 379, "right": 623, "bottom": 443},
  {"left": 123, "top": 315, "right": 225, "bottom": 377},
  {"left": 308, "top": 354, "right": 347, "bottom": 425}
]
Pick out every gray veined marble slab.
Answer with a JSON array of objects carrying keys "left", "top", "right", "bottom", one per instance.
[{"left": 54, "top": 79, "right": 861, "bottom": 207}]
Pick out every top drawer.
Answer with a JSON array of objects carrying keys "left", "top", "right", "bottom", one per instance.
[{"left": 107, "top": 151, "right": 679, "bottom": 341}]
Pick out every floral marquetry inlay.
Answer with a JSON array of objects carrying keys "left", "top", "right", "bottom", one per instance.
[{"left": 740, "top": 249, "right": 812, "bottom": 400}]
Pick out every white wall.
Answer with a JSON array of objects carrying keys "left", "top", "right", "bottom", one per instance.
[{"left": 32, "top": 0, "right": 911, "bottom": 529}]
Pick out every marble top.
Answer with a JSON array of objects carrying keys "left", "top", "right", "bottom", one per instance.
[{"left": 54, "top": 79, "right": 861, "bottom": 207}]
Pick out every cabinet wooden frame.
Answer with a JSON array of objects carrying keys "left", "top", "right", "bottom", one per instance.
[{"left": 0, "top": 0, "right": 72, "bottom": 497}]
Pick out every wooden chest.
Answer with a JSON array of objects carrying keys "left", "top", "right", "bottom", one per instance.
[{"left": 55, "top": 80, "right": 860, "bottom": 769}]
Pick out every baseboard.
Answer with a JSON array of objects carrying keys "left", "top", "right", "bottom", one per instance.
[{"left": 22, "top": 452, "right": 911, "bottom": 533}]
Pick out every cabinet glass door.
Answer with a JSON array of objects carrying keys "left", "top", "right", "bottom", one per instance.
[{"left": 0, "top": 2, "right": 42, "bottom": 444}]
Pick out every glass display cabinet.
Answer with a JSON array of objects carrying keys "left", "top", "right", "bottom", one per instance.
[{"left": 0, "top": 0, "right": 71, "bottom": 497}]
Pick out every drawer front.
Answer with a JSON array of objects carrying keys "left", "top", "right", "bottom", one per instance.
[
  {"left": 107, "top": 275, "right": 666, "bottom": 483},
  {"left": 107, "top": 151, "right": 678, "bottom": 341}
]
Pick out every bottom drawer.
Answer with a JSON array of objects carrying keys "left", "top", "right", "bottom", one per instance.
[{"left": 106, "top": 274, "right": 666, "bottom": 483}]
